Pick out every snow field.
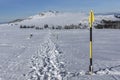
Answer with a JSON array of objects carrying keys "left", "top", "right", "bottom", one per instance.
[{"left": 0, "top": 23, "right": 120, "bottom": 80}]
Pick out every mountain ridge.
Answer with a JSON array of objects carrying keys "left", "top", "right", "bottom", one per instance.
[{"left": 1, "top": 11, "right": 120, "bottom": 28}]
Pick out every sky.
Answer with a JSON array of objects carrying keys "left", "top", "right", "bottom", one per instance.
[{"left": 0, "top": 0, "right": 120, "bottom": 22}]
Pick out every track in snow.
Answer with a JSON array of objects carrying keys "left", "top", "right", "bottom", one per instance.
[
  {"left": 25, "top": 30, "right": 120, "bottom": 80},
  {"left": 94, "top": 64, "right": 120, "bottom": 75},
  {"left": 26, "top": 32, "right": 67, "bottom": 80}
]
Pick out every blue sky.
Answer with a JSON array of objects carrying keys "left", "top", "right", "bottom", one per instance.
[{"left": 0, "top": 0, "right": 120, "bottom": 22}]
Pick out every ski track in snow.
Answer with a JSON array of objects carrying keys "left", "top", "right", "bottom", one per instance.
[
  {"left": 26, "top": 31, "right": 87, "bottom": 80},
  {"left": 26, "top": 31, "right": 67, "bottom": 80}
]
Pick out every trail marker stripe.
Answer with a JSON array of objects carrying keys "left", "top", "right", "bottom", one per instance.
[{"left": 89, "top": 10, "right": 94, "bottom": 74}]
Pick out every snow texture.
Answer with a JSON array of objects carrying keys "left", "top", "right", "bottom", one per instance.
[{"left": 0, "top": 11, "right": 120, "bottom": 80}]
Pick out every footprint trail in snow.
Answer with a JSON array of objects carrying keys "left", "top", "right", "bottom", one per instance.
[{"left": 26, "top": 32, "right": 67, "bottom": 80}]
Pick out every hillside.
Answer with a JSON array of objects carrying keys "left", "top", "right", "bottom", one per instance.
[{"left": 0, "top": 11, "right": 119, "bottom": 29}]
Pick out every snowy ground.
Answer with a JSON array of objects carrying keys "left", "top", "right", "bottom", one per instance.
[
  {"left": 53, "top": 29, "right": 120, "bottom": 80},
  {"left": 0, "top": 25, "right": 120, "bottom": 80}
]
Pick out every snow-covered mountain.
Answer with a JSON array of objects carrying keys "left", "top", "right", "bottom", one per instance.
[
  {"left": 1, "top": 10, "right": 119, "bottom": 28},
  {"left": 18, "top": 11, "right": 88, "bottom": 27}
]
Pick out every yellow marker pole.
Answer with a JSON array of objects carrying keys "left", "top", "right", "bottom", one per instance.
[{"left": 89, "top": 10, "right": 95, "bottom": 74}]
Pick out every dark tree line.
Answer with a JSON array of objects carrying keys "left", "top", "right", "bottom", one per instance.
[
  {"left": 94, "top": 20, "right": 120, "bottom": 29},
  {"left": 19, "top": 23, "right": 87, "bottom": 30},
  {"left": 20, "top": 25, "right": 35, "bottom": 28}
]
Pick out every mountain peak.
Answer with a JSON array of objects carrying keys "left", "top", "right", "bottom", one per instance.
[{"left": 29, "top": 10, "right": 60, "bottom": 19}]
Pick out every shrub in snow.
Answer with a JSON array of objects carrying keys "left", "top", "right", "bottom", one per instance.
[
  {"left": 64, "top": 24, "right": 81, "bottom": 29},
  {"left": 56, "top": 25, "right": 62, "bottom": 30},
  {"left": 52, "top": 26, "right": 55, "bottom": 29},
  {"left": 35, "top": 27, "right": 43, "bottom": 30},
  {"left": 44, "top": 24, "right": 49, "bottom": 29}
]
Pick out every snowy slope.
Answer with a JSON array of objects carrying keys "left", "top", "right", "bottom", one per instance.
[
  {"left": 18, "top": 11, "right": 88, "bottom": 27},
  {"left": 52, "top": 29, "right": 120, "bottom": 80},
  {"left": 0, "top": 23, "right": 120, "bottom": 80},
  {"left": 1, "top": 11, "right": 119, "bottom": 28}
]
